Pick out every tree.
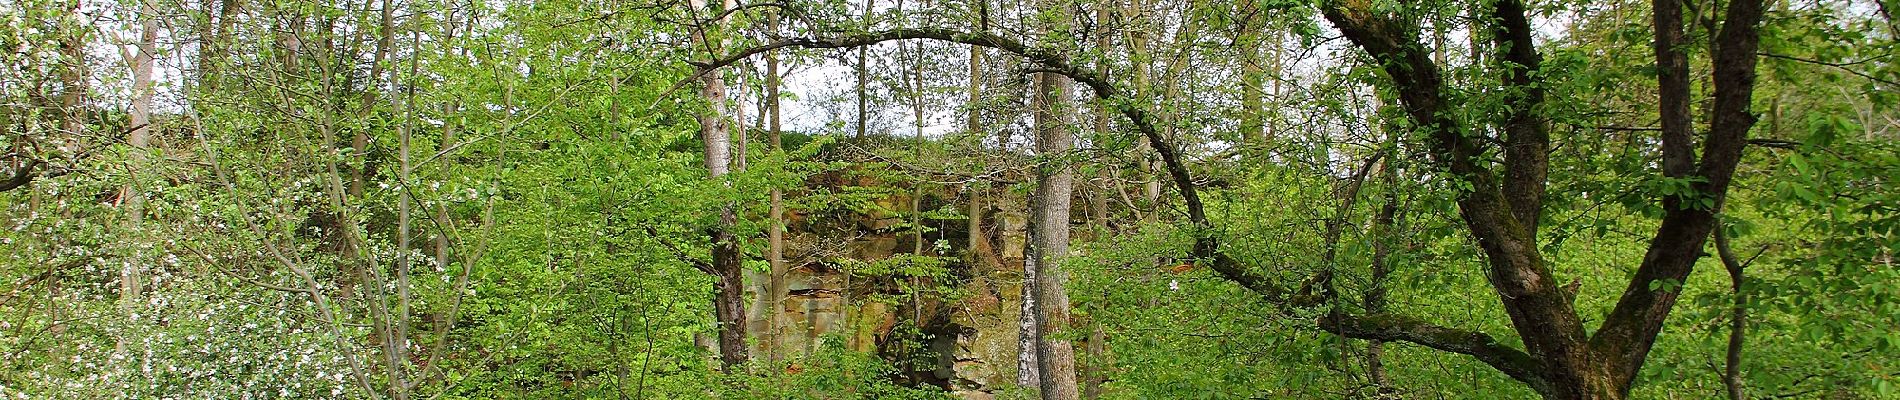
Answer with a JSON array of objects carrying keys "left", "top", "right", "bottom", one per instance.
[
  {"left": 118, "top": 0, "right": 160, "bottom": 339},
  {"left": 1029, "top": 49, "right": 1080, "bottom": 400},
  {"left": 1313, "top": 0, "right": 1769, "bottom": 397},
  {"left": 683, "top": 0, "right": 750, "bottom": 369}
]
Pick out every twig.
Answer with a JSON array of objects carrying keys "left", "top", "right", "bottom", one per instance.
[{"left": 1759, "top": 52, "right": 1899, "bottom": 87}]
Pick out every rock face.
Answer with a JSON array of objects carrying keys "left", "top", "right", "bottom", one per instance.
[{"left": 747, "top": 166, "right": 1029, "bottom": 397}]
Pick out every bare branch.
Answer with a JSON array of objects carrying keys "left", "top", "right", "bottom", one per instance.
[{"left": 1759, "top": 52, "right": 1900, "bottom": 87}]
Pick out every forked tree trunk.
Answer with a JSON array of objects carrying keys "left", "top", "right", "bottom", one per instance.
[{"left": 1316, "top": 0, "right": 1767, "bottom": 397}]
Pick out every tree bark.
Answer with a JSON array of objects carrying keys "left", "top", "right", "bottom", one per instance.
[
  {"left": 1590, "top": 0, "right": 1765, "bottom": 392},
  {"left": 1124, "top": 0, "right": 1162, "bottom": 208},
  {"left": 194, "top": 0, "right": 240, "bottom": 90},
  {"left": 56, "top": 2, "right": 88, "bottom": 146},
  {"left": 1317, "top": 0, "right": 1769, "bottom": 397},
  {"left": 1017, "top": 231, "right": 1041, "bottom": 390},
  {"left": 1031, "top": 71, "right": 1080, "bottom": 400},
  {"left": 1238, "top": 13, "right": 1266, "bottom": 150},
  {"left": 1082, "top": 5, "right": 1114, "bottom": 397},
  {"left": 389, "top": 29, "right": 423, "bottom": 399},
  {"left": 353, "top": 0, "right": 398, "bottom": 199}
]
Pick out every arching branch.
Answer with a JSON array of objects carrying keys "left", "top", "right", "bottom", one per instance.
[{"left": 1319, "top": 312, "right": 1552, "bottom": 397}]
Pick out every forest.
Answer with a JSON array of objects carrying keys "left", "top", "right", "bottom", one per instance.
[{"left": 1, "top": 0, "right": 1897, "bottom": 398}]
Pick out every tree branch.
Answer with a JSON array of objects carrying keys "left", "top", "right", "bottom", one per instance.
[
  {"left": 1746, "top": 138, "right": 1800, "bottom": 149},
  {"left": 1654, "top": 0, "right": 1698, "bottom": 179},
  {"left": 1593, "top": 0, "right": 1768, "bottom": 387},
  {"left": 1318, "top": 312, "right": 1552, "bottom": 396},
  {"left": 1758, "top": 52, "right": 1900, "bottom": 87},
  {"left": 1492, "top": 0, "right": 1552, "bottom": 235},
  {"left": 0, "top": 159, "right": 41, "bottom": 192}
]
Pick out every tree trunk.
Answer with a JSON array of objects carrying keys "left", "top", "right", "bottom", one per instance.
[
  {"left": 1120, "top": 0, "right": 1161, "bottom": 208},
  {"left": 1316, "top": 0, "right": 1768, "bottom": 397},
  {"left": 1238, "top": 16, "right": 1265, "bottom": 150},
  {"left": 1017, "top": 232, "right": 1041, "bottom": 390},
  {"left": 354, "top": 0, "right": 397, "bottom": 199},
  {"left": 855, "top": 0, "right": 874, "bottom": 140},
  {"left": 761, "top": 15, "right": 789, "bottom": 362},
  {"left": 966, "top": 0, "right": 989, "bottom": 270},
  {"left": 1714, "top": 224, "right": 1749, "bottom": 400},
  {"left": 688, "top": 0, "right": 749, "bottom": 370},
  {"left": 1031, "top": 70, "right": 1079, "bottom": 400},
  {"left": 1364, "top": 142, "right": 1400, "bottom": 396},
  {"left": 909, "top": 0, "right": 927, "bottom": 258},
  {"left": 389, "top": 29, "right": 422, "bottom": 398},
  {"left": 117, "top": 0, "right": 160, "bottom": 357}
]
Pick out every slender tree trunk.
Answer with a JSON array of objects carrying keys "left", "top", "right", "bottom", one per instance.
[
  {"left": 1238, "top": 16, "right": 1265, "bottom": 150},
  {"left": 1467, "top": 2, "right": 1485, "bottom": 67},
  {"left": 117, "top": 0, "right": 160, "bottom": 357},
  {"left": 388, "top": 29, "right": 423, "bottom": 399},
  {"left": 1123, "top": 0, "right": 1162, "bottom": 209},
  {"left": 125, "top": 0, "right": 157, "bottom": 270},
  {"left": 855, "top": 0, "right": 874, "bottom": 140},
  {"left": 966, "top": 0, "right": 989, "bottom": 271},
  {"left": 57, "top": 6, "right": 87, "bottom": 141},
  {"left": 1081, "top": 5, "right": 1114, "bottom": 398},
  {"left": 1364, "top": 138, "right": 1401, "bottom": 396},
  {"left": 729, "top": 0, "right": 749, "bottom": 174},
  {"left": 1014, "top": 0, "right": 1043, "bottom": 388},
  {"left": 1017, "top": 234, "right": 1041, "bottom": 391},
  {"left": 909, "top": 0, "right": 927, "bottom": 259},
  {"left": 354, "top": 0, "right": 397, "bottom": 199},
  {"left": 424, "top": 57, "right": 463, "bottom": 387},
  {"left": 197, "top": 0, "right": 239, "bottom": 90},
  {"left": 761, "top": 15, "right": 789, "bottom": 362},
  {"left": 1714, "top": 224, "right": 1749, "bottom": 400}
]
